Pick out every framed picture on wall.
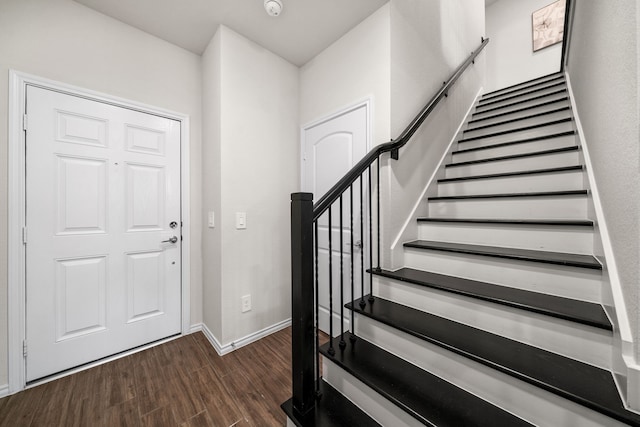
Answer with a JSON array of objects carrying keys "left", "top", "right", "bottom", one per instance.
[{"left": 532, "top": 0, "right": 566, "bottom": 52}]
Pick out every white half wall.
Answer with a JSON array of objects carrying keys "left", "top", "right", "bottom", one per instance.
[
  {"left": 0, "top": 0, "right": 203, "bottom": 389},
  {"left": 201, "top": 26, "right": 299, "bottom": 346},
  {"left": 485, "top": 0, "right": 562, "bottom": 92}
]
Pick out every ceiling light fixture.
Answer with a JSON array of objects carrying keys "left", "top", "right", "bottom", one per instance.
[{"left": 264, "top": 0, "right": 283, "bottom": 17}]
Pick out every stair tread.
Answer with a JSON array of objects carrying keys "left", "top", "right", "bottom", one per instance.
[
  {"left": 458, "top": 118, "right": 573, "bottom": 143},
  {"left": 478, "top": 81, "right": 566, "bottom": 107},
  {"left": 371, "top": 267, "right": 610, "bottom": 329},
  {"left": 483, "top": 72, "right": 564, "bottom": 97},
  {"left": 465, "top": 106, "right": 571, "bottom": 133},
  {"left": 447, "top": 146, "right": 579, "bottom": 167},
  {"left": 469, "top": 98, "right": 569, "bottom": 124},
  {"left": 348, "top": 296, "right": 640, "bottom": 426},
  {"left": 454, "top": 131, "right": 576, "bottom": 154},
  {"left": 438, "top": 165, "right": 583, "bottom": 183},
  {"left": 320, "top": 333, "right": 532, "bottom": 427},
  {"left": 417, "top": 217, "right": 593, "bottom": 226},
  {"left": 429, "top": 189, "right": 588, "bottom": 201},
  {"left": 282, "top": 380, "right": 381, "bottom": 427},
  {"left": 474, "top": 88, "right": 568, "bottom": 115},
  {"left": 403, "top": 240, "right": 601, "bottom": 269}
]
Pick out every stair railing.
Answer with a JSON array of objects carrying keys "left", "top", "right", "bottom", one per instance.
[{"left": 289, "top": 37, "right": 490, "bottom": 417}]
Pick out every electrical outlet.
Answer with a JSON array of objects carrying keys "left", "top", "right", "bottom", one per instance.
[{"left": 241, "top": 294, "right": 251, "bottom": 313}]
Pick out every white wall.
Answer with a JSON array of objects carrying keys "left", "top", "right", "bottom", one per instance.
[
  {"left": 385, "top": 0, "right": 486, "bottom": 267},
  {"left": 486, "top": 0, "right": 562, "bottom": 92},
  {"left": 566, "top": 0, "right": 639, "bottom": 375},
  {"left": 201, "top": 26, "right": 299, "bottom": 346},
  {"left": 0, "top": 0, "right": 203, "bottom": 389},
  {"left": 300, "top": 4, "right": 391, "bottom": 148}
]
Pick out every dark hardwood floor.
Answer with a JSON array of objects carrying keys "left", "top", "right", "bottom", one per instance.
[{"left": 0, "top": 328, "right": 296, "bottom": 427}]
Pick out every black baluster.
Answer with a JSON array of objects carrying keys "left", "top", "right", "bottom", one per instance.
[
  {"left": 327, "top": 206, "right": 335, "bottom": 356},
  {"left": 359, "top": 175, "right": 365, "bottom": 309},
  {"left": 368, "top": 166, "right": 374, "bottom": 303},
  {"left": 339, "top": 196, "right": 346, "bottom": 350},
  {"left": 314, "top": 221, "right": 320, "bottom": 395},
  {"left": 377, "top": 156, "right": 381, "bottom": 271},
  {"left": 350, "top": 185, "right": 356, "bottom": 343}
]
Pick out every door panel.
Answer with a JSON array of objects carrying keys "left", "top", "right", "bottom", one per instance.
[
  {"left": 303, "top": 104, "right": 369, "bottom": 335},
  {"left": 25, "top": 86, "right": 181, "bottom": 381}
]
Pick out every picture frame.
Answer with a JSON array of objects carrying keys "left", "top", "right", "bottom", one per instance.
[{"left": 532, "top": 0, "right": 566, "bottom": 52}]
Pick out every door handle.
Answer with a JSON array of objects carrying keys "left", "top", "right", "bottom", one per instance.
[
  {"left": 355, "top": 240, "right": 363, "bottom": 249},
  {"left": 162, "top": 236, "right": 178, "bottom": 244}
]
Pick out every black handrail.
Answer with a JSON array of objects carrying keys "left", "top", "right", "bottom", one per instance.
[
  {"left": 313, "top": 37, "right": 489, "bottom": 221},
  {"left": 560, "top": 0, "right": 572, "bottom": 72}
]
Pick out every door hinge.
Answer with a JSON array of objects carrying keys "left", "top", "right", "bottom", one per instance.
[
  {"left": 22, "top": 226, "right": 27, "bottom": 244},
  {"left": 23, "top": 114, "right": 28, "bottom": 131},
  {"left": 23, "top": 340, "right": 27, "bottom": 357}
]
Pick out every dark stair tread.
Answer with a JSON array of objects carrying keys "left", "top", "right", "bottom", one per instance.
[
  {"left": 483, "top": 72, "right": 564, "bottom": 97},
  {"left": 417, "top": 217, "right": 593, "bottom": 227},
  {"left": 454, "top": 131, "right": 576, "bottom": 154},
  {"left": 469, "top": 98, "right": 569, "bottom": 124},
  {"left": 465, "top": 106, "right": 571, "bottom": 133},
  {"left": 446, "top": 146, "right": 579, "bottom": 167},
  {"left": 320, "top": 333, "right": 532, "bottom": 427},
  {"left": 458, "top": 118, "right": 573, "bottom": 143},
  {"left": 347, "top": 296, "right": 640, "bottom": 426},
  {"left": 478, "top": 81, "right": 566, "bottom": 107},
  {"left": 474, "top": 88, "right": 568, "bottom": 115},
  {"left": 281, "top": 380, "right": 381, "bottom": 427},
  {"left": 428, "top": 189, "right": 588, "bottom": 201},
  {"left": 403, "top": 240, "right": 601, "bottom": 270},
  {"left": 438, "top": 165, "right": 583, "bottom": 183},
  {"left": 370, "top": 267, "right": 610, "bottom": 330}
]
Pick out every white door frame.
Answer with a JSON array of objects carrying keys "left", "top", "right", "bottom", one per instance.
[{"left": 7, "top": 70, "right": 192, "bottom": 393}]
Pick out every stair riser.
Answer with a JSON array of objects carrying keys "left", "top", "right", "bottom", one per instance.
[
  {"left": 417, "top": 222, "right": 593, "bottom": 254},
  {"left": 480, "top": 81, "right": 565, "bottom": 105},
  {"left": 485, "top": 74, "right": 563, "bottom": 99},
  {"left": 463, "top": 110, "right": 572, "bottom": 139},
  {"left": 476, "top": 86, "right": 566, "bottom": 112},
  {"left": 472, "top": 92, "right": 567, "bottom": 120},
  {"left": 445, "top": 150, "right": 580, "bottom": 178},
  {"left": 468, "top": 99, "right": 570, "bottom": 129},
  {"left": 374, "top": 277, "right": 613, "bottom": 367},
  {"left": 452, "top": 134, "right": 576, "bottom": 162},
  {"left": 438, "top": 170, "right": 585, "bottom": 197},
  {"left": 428, "top": 194, "right": 588, "bottom": 220},
  {"left": 458, "top": 121, "right": 574, "bottom": 149},
  {"left": 403, "top": 248, "right": 602, "bottom": 302},
  {"left": 322, "top": 358, "right": 423, "bottom": 427},
  {"left": 354, "top": 317, "right": 626, "bottom": 427}
]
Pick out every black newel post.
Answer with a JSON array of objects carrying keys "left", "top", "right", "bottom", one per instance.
[{"left": 290, "top": 192, "right": 315, "bottom": 416}]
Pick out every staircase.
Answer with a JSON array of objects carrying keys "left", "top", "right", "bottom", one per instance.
[{"left": 283, "top": 72, "right": 640, "bottom": 426}]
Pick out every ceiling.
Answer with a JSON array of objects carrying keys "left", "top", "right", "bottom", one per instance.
[{"left": 73, "top": 0, "right": 388, "bottom": 67}]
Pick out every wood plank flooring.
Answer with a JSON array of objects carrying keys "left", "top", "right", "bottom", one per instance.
[{"left": 0, "top": 328, "right": 296, "bottom": 427}]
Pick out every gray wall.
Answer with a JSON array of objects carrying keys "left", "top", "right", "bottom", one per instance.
[{"left": 567, "top": 1, "right": 639, "bottom": 359}]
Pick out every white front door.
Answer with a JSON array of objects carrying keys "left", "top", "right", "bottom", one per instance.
[
  {"left": 302, "top": 103, "right": 369, "bottom": 336},
  {"left": 25, "top": 86, "right": 182, "bottom": 381}
]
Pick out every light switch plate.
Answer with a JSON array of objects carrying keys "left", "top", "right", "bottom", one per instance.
[{"left": 236, "top": 212, "right": 247, "bottom": 229}]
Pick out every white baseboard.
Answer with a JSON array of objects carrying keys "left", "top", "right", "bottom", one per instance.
[
  {"left": 199, "top": 319, "right": 292, "bottom": 356},
  {"left": 0, "top": 384, "right": 9, "bottom": 398},
  {"left": 189, "top": 323, "right": 203, "bottom": 334}
]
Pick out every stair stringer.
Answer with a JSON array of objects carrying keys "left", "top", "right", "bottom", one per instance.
[
  {"left": 388, "top": 88, "right": 483, "bottom": 270},
  {"left": 565, "top": 72, "right": 640, "bottom": 413}
]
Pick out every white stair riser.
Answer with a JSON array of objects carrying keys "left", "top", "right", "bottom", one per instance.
[
  {"left": 476, "top": 86, "right": 567, "bottom": 112},
  {"left": 472, "top": 92, "right": 568, "bottom": 120},
  {"left": 354, "top": 318, "right": 627, "bottom": 427},
  {"left": 371, "top": 277, "right": 611, "bottom": 369},
  {"left": 438, "top": 170, "right": 585, "bottom": 197},
  {"left": 485, "top": 75, "right": 564, "bottom": 98},
  {"left": 463, "top": 110, "right": 572, "bottom": 139},
  {"left": 452, "top": 134, "right": 576, "bottom": 162},
  {"left": 417, "top": 221, "right": 594, "bottom": 254},
  {"left": 322, "top": 358, "right": 422, "bottom": 427},
  {"left": 445, "top": 150, "right": 580, "bottom": 178},
  {"left": 480, "top": 81, "right": 565, "bottom": 105},
  {"left": 428, "top": 194, "right": 588, "bottom": 219},
  {"left": 403, "top": 248, "right": 602, "bottom": 302},
  {"left": 458, "top": 121, "right": 574, "bottom": 149},
  {"left": 467, "top": 99, "right": 571, "bottom": 129}
]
